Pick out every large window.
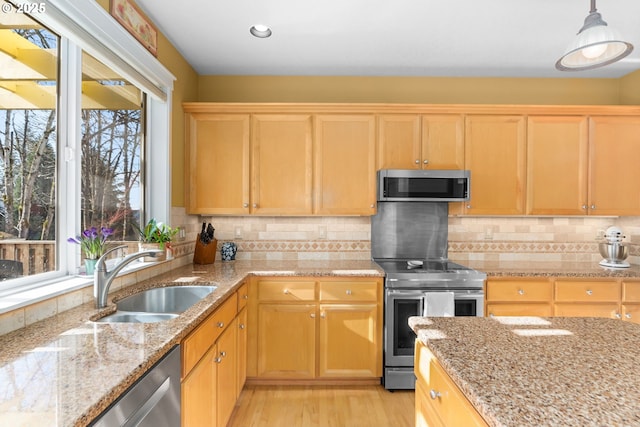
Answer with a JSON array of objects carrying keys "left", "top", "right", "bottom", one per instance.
[
  {"left": 81, "top": 52, "right": 143, "bottom": 243},
  {"left": 0, "top": 11, "right": 58, "bottom": 280},
  {"left": 0, "top": 0, "right": 173, "bottom": 295}
]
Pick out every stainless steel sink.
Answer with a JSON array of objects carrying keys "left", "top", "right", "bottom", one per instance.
[
  {"left": 116, "top": 285, "right": 217, "bottom": 314},
  {"left": 95, "top": 312, "right": 179, "bottom": 323},
  {"left": 95, "top": 285, "right": 217, "bottom": 323}
]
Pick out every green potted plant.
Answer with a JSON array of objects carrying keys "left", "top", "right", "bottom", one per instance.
[
  {"left": 135, "top": 218, "right": 178, "bottom": 261},
  {"left": 67, "top": 226, "right": 113, "bottom": 275}
]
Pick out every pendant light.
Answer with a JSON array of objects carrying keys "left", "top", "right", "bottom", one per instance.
[{"left": 556, "top": 0, "right": 633, "bottom": 71}]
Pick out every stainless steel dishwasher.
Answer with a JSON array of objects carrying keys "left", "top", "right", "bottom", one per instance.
[{"left": 91, "top": 345, "right": 181, "bottom": 427}]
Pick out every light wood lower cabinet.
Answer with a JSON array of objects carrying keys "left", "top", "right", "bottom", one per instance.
[
  {"left": 486, "top": 277, "right": 638, "bottom": 321},
  {"left": 554, "top": 280, "right": 621, "bottom": 319},
  {"left": 415, "top": 340, "right": 487, "bottom": 427},
  {"left": 248, "top": 276, "right": 383, "bottom": 382},
  {"left": 486, "top": 278, "right": 553, "bottom": 317},
  {"left": 181, "top": 284, "right": 247, "bottom": 427}
]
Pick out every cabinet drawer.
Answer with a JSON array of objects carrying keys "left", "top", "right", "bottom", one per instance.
[
  {"left": 258, "top": 280, "right": 315, "bottom": 301},
  {"left": 622, "top": 281, "right": 640, "bottom": 303},
  {"left": 319, "top": 280, "right": 379, "bottom": 302},
  {"left": 182, "top": 292, "right": 238, "bottom": 377},
  {"left": 554, "top": 303, "right": 619, "bottom": 318},
  {"left": 237, "top": 282, "right": 249, "bottom": 310},
  {"left": 486, "top": 280, "right": 552, "bottom": 302},
  {"left": 555, "top": 280, "right": 619, "bottom": 302}
]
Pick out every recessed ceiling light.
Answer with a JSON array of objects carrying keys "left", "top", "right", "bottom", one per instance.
[{"left": 250, "top": 25, "right": 272, "bottom": 38}]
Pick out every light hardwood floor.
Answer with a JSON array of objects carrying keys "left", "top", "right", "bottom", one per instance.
[{"left": 227, "top": 385, "right": 414, "bottom": 427}]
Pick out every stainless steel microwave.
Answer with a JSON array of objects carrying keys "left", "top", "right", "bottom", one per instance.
[{"left": 377, "top": 169, "right": 470, "bottom": 202}]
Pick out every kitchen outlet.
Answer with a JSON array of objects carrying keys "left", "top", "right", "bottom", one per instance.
[
  {"left": 234, "top": 226, "right": 243, "bottom": 239},
  {"left": 596, "top": 229, "right": 605, "bottom": 240},
  {"left": 318, "top": 226, "right": 327, "bottom": 239}
]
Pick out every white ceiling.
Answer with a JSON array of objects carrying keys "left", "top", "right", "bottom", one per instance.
[{"left": 136, "top": 0, "right": 640, "bottom": 78}]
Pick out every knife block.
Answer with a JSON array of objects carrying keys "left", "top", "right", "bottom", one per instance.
[{"left": 193, "top": 236, "right": 217, "bottom": 265}]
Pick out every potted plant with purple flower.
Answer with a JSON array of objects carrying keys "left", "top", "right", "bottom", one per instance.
[{"left": 68, "top": 226, "right": 114, "bottom": 275}]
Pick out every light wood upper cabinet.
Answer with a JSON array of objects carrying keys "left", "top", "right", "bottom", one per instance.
[
  {"left": 314, "top": 115, "right": 377, "bottom": 215},
  {"left": 464, "top": 115, "right": 526, "bottom": 214},
  {"left": 377, "top": 114, "right": 464, "bottom": 170},
  {"left": 185, "top": 113, "right": 250, "bottom": 215},
  {"left": 589, "top": 116, "right": 640, "bottom": 215},
  {"left": 526, "top": 116, "right": 589, "bottom": 215},
  {"left": 251, "top": 115, "right": 313, "bottom": 214}
]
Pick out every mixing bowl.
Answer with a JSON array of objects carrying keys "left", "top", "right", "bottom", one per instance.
[{"left": 598, "top": 242, "right": 629, "bottom": 263}]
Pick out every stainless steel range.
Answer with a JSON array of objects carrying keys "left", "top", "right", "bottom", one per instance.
[{"left": 372, "top": 199, "right": 486, "bottom": 390}]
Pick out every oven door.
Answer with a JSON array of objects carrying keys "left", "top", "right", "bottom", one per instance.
[{"left": 384, "top": 289, "right": 484, "bottom": 367}]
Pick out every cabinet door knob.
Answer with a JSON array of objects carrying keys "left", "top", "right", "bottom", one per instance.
[
  {"left": 310, "top": 313, "right": 316, "bottom": 318},
  {"left": 429, "top": 390, "right": 441, "bottom": 400},
  {"left": 320, "top": 312, "right": 326, "bottom": 319},
  {"left": 243, "top": 294, "right": 249, "bottom": 300},
  {"left": 243, "top": 203, "right": 249, "bottom": 208},
  {"left": 217, "top": 321, "right": 224, "bottom": 328},
  {"left": 582, "top": 204, "right": 587, "bottom": 210},
  {"left": 370, "top": 204, "right": 375, "bottom": 208},
  {"left": 586, "top": 290, "right": 593, "bottom": 296},
  {"left": 466, "top": 204, "right": 472, "bottom": 209},
  {"left": 615, "top": 313, "right": 621, "bottom": 319},
  {"left": 626, "top": 313, "right": 632, "bottom": 319},
  {"left": 591, "top": 204, "right": 596, "bottom": 210},
  {"left": 423, "top": 159, "right": 429, "bottom": 165},
  {"left": 239, "top": 323, "right": 246, "bottom": 329},
  {"left": 415, "top": 159, "right": 420, "bottom": 164},
  {"left": 518, "top": 289, "right": 525, "bottom": 296},
  {"left": 346, "top": 289, "right": 352, "bottom": 295},
  {"left": 253, "top": 203, "right": 258, "bottom": 208},
  {"left": 220, "top": 351, "right": 227, "bottom": 357},
  {"left": 283, "top": 289, "right": 290, "bottom": 294},
  {"left": 214, "top": 357, "right": 222, "bottom": 364}
]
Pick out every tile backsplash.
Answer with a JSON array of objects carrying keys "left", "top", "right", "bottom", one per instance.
[{"left": 182, "top": 209, "right": 639, "bottom": 265}]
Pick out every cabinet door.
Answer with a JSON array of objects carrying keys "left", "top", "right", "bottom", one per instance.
[
  {"left": 421, "top": 115, "right": 464, "bottom": 170},
  {"left": 237, "top": 307, "right": 247, "bottom": 396},
  {"left": 589, "top": 116, "right": 640, "bottom": 215},
  {"left": 622, "top": 304, "right": 640, "bottom": 323},
  {"left": 377, "top": 115, "right": 421, "bottom": 169},
  {"left": 251, "top": 115, "right": 313, "bottom": 214},
  {"left": 216, "top": 317, "right": 238, "bottom": 427},
  {"left": 464, "top": 115, "right": 526, "bottom": 214},
  {"left": 318, "top": 304, "right": 381, "bottom": 378},
  {"left": 526, "top": 116, "right": 588, "bottom": 215},
  {"left": 257, "top": 303, "right": 316, "bottom": 378},
  {"left": 182, "top": 344, "right": 217, "bottom": 427},
  {"left": 314, "top": 115, "right": 376, "bottom": 215},
  {"left": 186, "top": 113, "right": 250, "bottom": 214}
]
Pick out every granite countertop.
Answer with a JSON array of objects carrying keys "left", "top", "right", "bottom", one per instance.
[
  {"left": 0, "top": 260, "right": 383, "bottom": 427},
  {"left": 410, "top": 316, "right": 640, "bottom": 427},
  {"left": 462, "top": 259, "right": 640, "bottom": 278}
]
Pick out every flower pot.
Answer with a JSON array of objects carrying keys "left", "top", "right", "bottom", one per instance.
[
  {"left": 84, "top": 258, "right": 98, "bottom": 276},
  {"left": 138, "top": 242, "right": 166, "bottom": 262}
]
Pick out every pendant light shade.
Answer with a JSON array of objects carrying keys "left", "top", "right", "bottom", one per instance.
[{"left": 556, "top": 0, "right": 633, "bottom": 71}]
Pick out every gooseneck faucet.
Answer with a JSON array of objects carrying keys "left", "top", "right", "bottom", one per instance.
[{"left": 94, "top": 245, "right": 163, "bottom": 308}]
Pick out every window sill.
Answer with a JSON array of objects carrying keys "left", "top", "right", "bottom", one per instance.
[{"left": 0, "top": 259, "right": 166, "bottom": 315}]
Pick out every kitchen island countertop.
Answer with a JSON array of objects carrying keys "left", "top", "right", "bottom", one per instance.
[
  {"left": 0, "top": 259, "right": 383, "bottom": 427},
  {"left": 410, "top": 315, "right": 640, "bottom": 427}
]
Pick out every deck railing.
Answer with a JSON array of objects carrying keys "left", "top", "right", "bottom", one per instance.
[{"left": 0, "top": 240, "right": 55, "bottom": 278}]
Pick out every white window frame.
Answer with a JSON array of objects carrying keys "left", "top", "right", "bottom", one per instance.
[{"left": 0, "top": 0, "right": 175, "bottom": 299}]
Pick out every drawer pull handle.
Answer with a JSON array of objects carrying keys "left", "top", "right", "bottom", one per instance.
[
  {"left": 346, "top": 289, "right": 352, "bottom": 296},
  {"left": 239, "top": 323, "right": 246, "bottom": 329},
  {"left": 586, "top": 290, "right": 593, "bottom": 296},
  {"left": 429, "top": 390, "right": 441, "bottom": 400},
  {"left": 518, "top": 289, "right": 524, "bottom": 295},
  {"left": 626, "top": 313, "right": 632, "bottom": 319},
  {"left": 283, "top": 289, "right": 290, "bottom": 295},
  {"left": 217, "top": 322, "right": 224, "bottom": 328},
  {"left": 615, "top": 313, "right": 621, "bottom": 319}
]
